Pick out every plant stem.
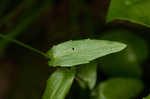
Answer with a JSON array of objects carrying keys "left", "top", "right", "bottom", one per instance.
[
  {"left": 0, "top": 33, "right": 49, "bottom": 59},
  {"left": 0, "top": 0, "right": 54, "bottom": 57}
]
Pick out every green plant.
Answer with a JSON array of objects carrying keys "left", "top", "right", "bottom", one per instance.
[
  {"left": 0, "top": 35, "right": 126, "bottom": 99},
  {"left": 107, "top": 0, "right": 150, "bottom": 27},
  {"left": 1, "top": 0, "right": 150, "bottom": 99},
  {"left": 91, "top": 78, "right": 143, "bottom": 99}
]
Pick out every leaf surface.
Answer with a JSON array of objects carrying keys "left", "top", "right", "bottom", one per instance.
[
  {"left": 42, "top": 69, "right": 75, "bottom": 99},
  {"left": 107, "top": 0, "right": 150, "bottom": 27},
  {"left": 77, "top": 62, "right": 97, "bottom": 89},
  {"left": 91, "top": 78, "right": 144, "bottom": 99},
  {"left": 47, "top": 39, "right": 126, "bottom": 67}
]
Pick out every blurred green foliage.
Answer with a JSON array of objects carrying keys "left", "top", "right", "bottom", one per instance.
[
  {"left": 91, "top": 78, "right": 144, "bottom": 99},
  {"left": 107, "top": 0, "right": 150, "bottom": 27},
  {"left": 99, "top": 29, "right": 148, "bottom": 78}
]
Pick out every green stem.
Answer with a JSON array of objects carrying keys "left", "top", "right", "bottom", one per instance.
[
  {"left": 0, "top": 33, "right": 49, "bottom": 59},
  {"left": 0, "top": 0, "right": 54, "bottom": 57}
]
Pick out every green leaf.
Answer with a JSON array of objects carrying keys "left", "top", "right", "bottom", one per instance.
[
  {"left": 47, "top": 39, "right": 127, "bottom": 67},
  {"left": 91, "top": 78, "right": 144, "bottom": 99},
  {"left": 99, "top": 29, "right": 148, "bottom": 78},
  {"left": 107, "top": 0, "right": 150, "bottom": 27},
  {"left": 143, "top": 95, "right": 150, "bottom": 99},
  {"left": 42, "top": 69, "right": 75, "bottom": 99},
  {"left": 76, "top": 62, "right": 97, "bottom": 90}
]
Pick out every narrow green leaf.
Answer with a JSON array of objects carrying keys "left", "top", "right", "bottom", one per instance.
[
  {"left": 107, "top": 0, "right": 150, "bottom": 27},
  {"left": 143, "top": 95, "right": 150, "bottom": 99},
  {"left": 76, "top": 62, "right": 97, "bottom": 90},
  {"left": 42, "top": 69, "right": 75, "bottom": 99},
  {"left": 47, "top": 39, "right": 127, "bottom": 67},
  {"left": 91, "top": 78, "right": 144, "bottom": 99}
]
